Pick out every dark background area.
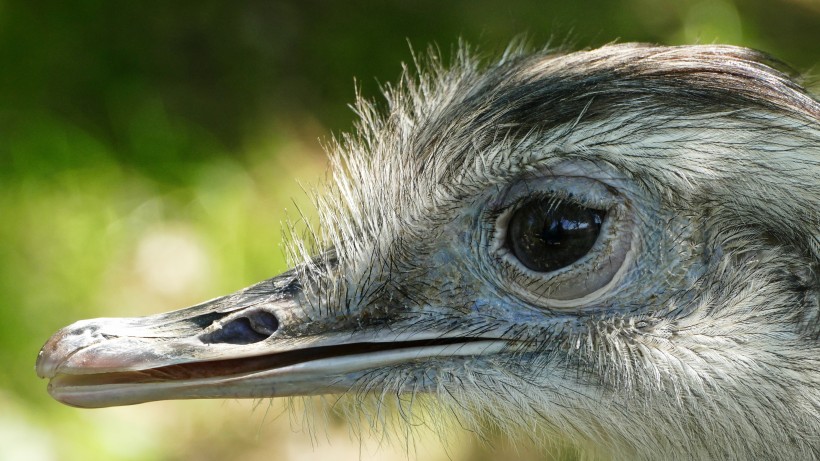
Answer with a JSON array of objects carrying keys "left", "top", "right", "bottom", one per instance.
[
  {"left": 0, "top": 1, "right": 817, "bottom": 460},
  {"left": 3, "top": 1, "right": 818, "bottom": 180}
]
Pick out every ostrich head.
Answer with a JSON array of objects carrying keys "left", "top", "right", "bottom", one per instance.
[{"left": 37, "top": 44, "right": 820, "bottom": 460}]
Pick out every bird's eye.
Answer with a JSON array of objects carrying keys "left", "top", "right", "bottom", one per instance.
[
  {"left": 486, "top": 172, "right": 633, "bottom": 306},
  {"left": 506, "top": 198, "right": 605, "bottom": 272}
]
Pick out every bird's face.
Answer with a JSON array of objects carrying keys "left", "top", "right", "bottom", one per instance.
[{"left": 37, "top": 44, "right": 819, "bottom": 458}]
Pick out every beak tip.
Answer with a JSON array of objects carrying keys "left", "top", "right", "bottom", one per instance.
[
  {"left": 36, "top": 329, "right": 67, "bottom": 379},
  {"left": 36, "top": 319, "right": 108, "bottom": 380}
]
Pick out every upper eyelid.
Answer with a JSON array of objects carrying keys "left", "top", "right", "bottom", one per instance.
[{"left": 486, "top": 176, "right": 619, "bottom": 216}]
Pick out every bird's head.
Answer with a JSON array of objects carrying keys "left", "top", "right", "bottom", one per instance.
[{"left": 37, "top": 44, "right": 820, "bottom": 459}]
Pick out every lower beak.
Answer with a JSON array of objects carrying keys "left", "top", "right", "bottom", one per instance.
[{"left": 36, "top": 268, "right": 508, "bottom": 408}]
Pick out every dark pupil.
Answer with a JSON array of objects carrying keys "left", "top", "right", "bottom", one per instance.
[{"left": 507, "top": 198, "right": 605, "bottom": 272}]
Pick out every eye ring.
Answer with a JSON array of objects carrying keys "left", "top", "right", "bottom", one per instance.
[{"left": 487, "top": 175, "right": 636, "bottom": 307}]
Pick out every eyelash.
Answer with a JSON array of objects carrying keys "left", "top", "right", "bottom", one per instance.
[{"left": 486, "top": 189, "right": 609, "bottom": 247}]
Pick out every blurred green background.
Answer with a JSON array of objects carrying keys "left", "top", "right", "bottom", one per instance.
[{"left": 0, "top": 1, "right": 817, "bottom": 460}]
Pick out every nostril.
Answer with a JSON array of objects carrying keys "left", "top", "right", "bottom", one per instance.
[
  {"left": 247, "top": 310, "right": 279, "bottom": 336},
  {"left": 200, "top": 311, "right": 279, "bottom": 345}
]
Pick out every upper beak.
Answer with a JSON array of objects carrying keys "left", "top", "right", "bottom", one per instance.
[{"left": 36, "top": 260, "right": 508, "bottom": 408}]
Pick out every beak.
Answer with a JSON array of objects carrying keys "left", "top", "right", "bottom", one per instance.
[{"left": 36, "top": 256, "right": 508, "bottom": 408}]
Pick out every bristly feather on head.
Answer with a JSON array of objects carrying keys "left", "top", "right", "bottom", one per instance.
[{"left": 285, "top": 42, "right": 820, "bottom": 460}]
